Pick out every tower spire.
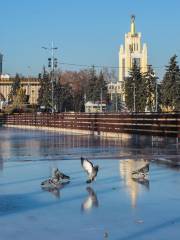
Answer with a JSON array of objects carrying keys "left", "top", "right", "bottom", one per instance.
[{"left": 131, "top": 15, "right": 136, "bottom": 35}]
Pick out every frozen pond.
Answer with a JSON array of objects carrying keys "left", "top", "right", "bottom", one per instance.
[{"left": 0, "top": 127, "right": 180, "bottom": 240}]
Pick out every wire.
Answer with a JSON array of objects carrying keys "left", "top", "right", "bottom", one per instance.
[
  {"left": 60, "top": 62, "right": 121, "bottom": 69},
  {"left": 59, "top": 61, "right": 166, "bottom": 70}
]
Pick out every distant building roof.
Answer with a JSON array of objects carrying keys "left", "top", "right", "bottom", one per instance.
[{"left": 0, "top": 74, "right": 10, "bottom": 79}]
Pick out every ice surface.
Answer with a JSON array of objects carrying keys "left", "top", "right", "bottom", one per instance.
[{"left": 0, "top": 128, "right": 179, "bottom": 240}]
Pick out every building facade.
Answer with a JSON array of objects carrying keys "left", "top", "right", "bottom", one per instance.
[
  {"left": 85, "top": 101, "right": 106, "bottom": 113},
  {"left": 0, "top": 75, "right": 40, "bottom": 104},
  {"left": 107, "top": 81, "right": 123, "bottom": 99}
]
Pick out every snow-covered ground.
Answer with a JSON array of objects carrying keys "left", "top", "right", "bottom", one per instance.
[{"left": 0, "top": 128, "right": 180, "bottom": 240}]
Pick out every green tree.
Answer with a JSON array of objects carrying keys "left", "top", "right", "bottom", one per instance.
[
  {"left": 125, "top": 75, "right": 134, "bottom": 111},
  {"left": 95, "top": 70, "right": 109, "bottom": 103},
  {"left": 53, "top": 81, "right": 73, "bottom": 112},
  {"left": 110, "top": 94, "right": 123, "bottom": 112},
  {"left": 54, "top": 82, "right": 74, "bottom": 112},
  {"left": 86, "top": 66, "right": 98, "bottom": 102},
  {"left": 37, "top": 68, "right": 52, "bottom": 109},
  {"left": 161, "top": 55, "right": 180, "bottom": 111},
  {"left": 157, "top": 83, "right": 162, "bottom": 112},
  {"left": 53, "top": 80, "right": 62, "bottom": 112},
  {"left": 125, "top": 63, "right": 146, "bottom": 112},
  {"left": 86, "top": 67, "right": 108, "bottom": 104},
  {"left": 143, "top": 65, "right": 158, "bottom": 112}
]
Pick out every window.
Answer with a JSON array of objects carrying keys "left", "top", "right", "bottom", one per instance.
[{"left": 132, "top": 58, "right": 140, "bottom": 67}]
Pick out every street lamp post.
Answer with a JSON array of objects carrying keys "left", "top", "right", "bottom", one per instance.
[{"left": 42, "top": 41, "right": 58, "bottom": 113}]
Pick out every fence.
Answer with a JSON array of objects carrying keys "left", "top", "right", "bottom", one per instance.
[{"left": 1, "top": 112, "right": 180, "bottom": 137}]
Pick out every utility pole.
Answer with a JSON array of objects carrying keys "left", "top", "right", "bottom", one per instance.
[{"left": 42, "top": 41, "right": 58, "bottom": 113}]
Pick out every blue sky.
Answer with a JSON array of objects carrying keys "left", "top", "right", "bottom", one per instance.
[{"left": 0, "top": 0, "right": 180, "bottom": 78}]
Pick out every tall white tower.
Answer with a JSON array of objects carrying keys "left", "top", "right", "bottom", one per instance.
[
  {"left": 107, "top": 16, "right": 148, "bottom": 102},
  {"left": 119, "top": 15, "right": 148, "bottom": 82}
]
